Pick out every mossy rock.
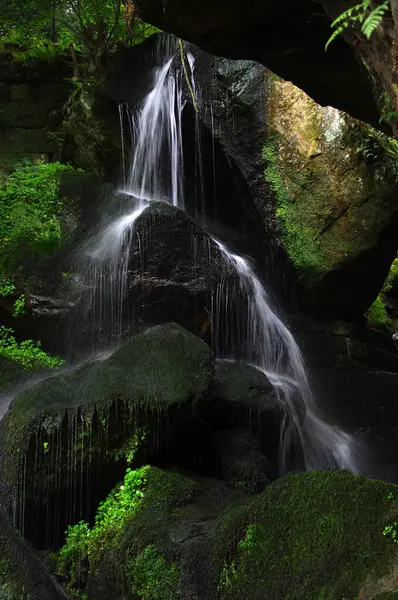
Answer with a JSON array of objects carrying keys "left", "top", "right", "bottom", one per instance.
[
  {"left": 62, "top": 85, "right": 121, "bottom": 179},
  {"left": 216, "top": 470, "right": 398, "bottom": 600},
  {"left": 0, "top": 323, "right": 213, "bottom": 547},
  {"left": 59, "top": 468, "right": 398, "bottom": 599},
  {"left": 265, "top": 78, "right": 398, "bottom": 320},
  {"left": 0, "top": 356, "right": 32, "bottom": 395}
]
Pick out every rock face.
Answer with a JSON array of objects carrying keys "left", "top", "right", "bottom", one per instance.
[
  {"left": 62, "top": 87, "right": 122, "bottom": 179},
  {"left": 0, "top": 323, "right": 213, "bottom": 547},
  {"left": 191, "top": 50, "right": 398, "bottom": 320},
  {"left": 57, "top": 467, "right": 398, "bottom": 600},
  {"left": 294, "top": 317, "right": 398, "bottom": 482},
  {"left": 128, "top": 202, "right": 235, "bottom": 336},
  {"left": 265, "top": 78, "right": 398, "bottom": 319},
  {"left": 135, "top": 0, "right": 384, "bottom": 130},
  {"left": 0, "top": 53, "right": 73, "bottom": 174}
]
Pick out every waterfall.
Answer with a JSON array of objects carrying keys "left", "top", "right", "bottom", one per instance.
[
  {"left": 68, "top": 39, "right": 185, "bottom": 352},
  {"left": 69, "top": 36, "right": 360, "bottom": 474},
  {"left": 126, "top": 50, "right": 184, "bottom": 207},
  {"left": 212, "top": 239, "right": 359, "bottom": 473}
]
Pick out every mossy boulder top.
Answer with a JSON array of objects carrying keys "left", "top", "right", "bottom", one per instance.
[
  {"left": 66, "top": 467, "right": 398, "bottom": 600},
  {"left": 0, "top": 322, "right": 213, "bottom": 461}
]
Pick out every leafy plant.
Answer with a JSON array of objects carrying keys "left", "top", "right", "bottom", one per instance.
[
  {"left": 0, "top": 279, "right": 15, "bottom": 298},
  {"left": 12, "top": 295, "right": 26, "bottom": 317},
  {"left": 0, "top": 325, "right": 64, "bottom": 368},
  {"left": 379, "top": 91, "right": 398, "bottom": 124},
  {"left": 383, "top": 522, "right": 398, "bottom": 543},
  {"left": 1, "top": 0, "right": 160, "bottom": 76},
  {"left": 326, "top": 0, "right": 390, "bottom": 50},
  {"left": 0, "top": 160, "right": 74, "bottom": 282},
  {"left": 57, "top": 466, "right": 149, "bottom": 596}
]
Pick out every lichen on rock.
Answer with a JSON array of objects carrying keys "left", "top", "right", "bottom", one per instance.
[{"left": 264, "top": 76, "right": 398, "bottom": 319}]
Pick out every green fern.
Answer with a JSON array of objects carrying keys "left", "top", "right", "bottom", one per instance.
[
  {"left": 362, "top": 0, "right": 390, "bottom": 38},
  {"left": 326, "top": 0, "right": 390, "bottom": 50}
]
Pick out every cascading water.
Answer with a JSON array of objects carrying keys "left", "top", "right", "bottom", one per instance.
[
  {"left": 70, "top": 35, "right": 360, "bottom": 474},
  {"left": 212, "top": 240, "right": 359, "bottom": 473},
  {"left": 69, "top": 38, "right": 186, "bottom": 352}
]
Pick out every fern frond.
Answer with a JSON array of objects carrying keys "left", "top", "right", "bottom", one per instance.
[
  {"left": 325, "top": 24, "right": 348, "bottom": 50},
  {"left": 326, "top": 0, "right": 389, "bottom": 50},
  {"left": 361, "top": 0, "right": 390, "bottom": 38},
  {"left": 330, "top": 3, "right": 365, "bottom": 28}
]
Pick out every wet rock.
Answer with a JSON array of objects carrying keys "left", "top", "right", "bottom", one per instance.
[
  {"left": 206, "top": 360, "right": 291, "bottom": 469},
  {"left": 9, "top": 83, "right": 36, "bottom": 103},
  {"left": 62, "top": 86, "right": 121, "bottom": 178},
  {"left": 0, "top": 83, "right": 9, "bottom": 102},
  {"left": 191, "top": 51, "right": 398, "bottom": 321},
  {"left": 129, "top": 202, "right": 235, "bottom": 336},
  {"left": 0, "top": 323, "right": 213, "bottom": 548}
]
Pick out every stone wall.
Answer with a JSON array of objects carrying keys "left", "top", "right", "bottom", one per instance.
[{"left": 0, "top": 54, "right": 73, "bottom": 173}]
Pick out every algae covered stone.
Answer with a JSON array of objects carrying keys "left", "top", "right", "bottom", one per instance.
[
  {"left": 0, "top": 323, "right": 213, "bottom": 546},
  {"left": 57, "top": 468, "right": 398, "bottom": 599},
  {"left": 216, "top": 470, "right": 398, "bottom": 600},
  {"left": 265, "top": 77, "right": 398, "bottom": 319}
]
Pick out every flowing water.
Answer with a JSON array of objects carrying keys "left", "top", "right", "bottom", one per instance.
[
  {"left": 212, "top": 239, "right": 358, "bottom": 472},
  {"left": 69, "top": 36, "right": 360, "bottom": 473}
]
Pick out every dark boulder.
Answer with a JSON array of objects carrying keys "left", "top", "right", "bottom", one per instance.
[
  {"left": 212, "top": 429, "right": 271, "bottom": 493},
  {"left": 128, "top": 202, "right": 235, "bottom": 336}
]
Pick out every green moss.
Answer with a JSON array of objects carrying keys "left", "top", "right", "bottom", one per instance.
[
  {"left": 366, "top": 295, "right": 393, "bottom": 330},
  {"left": 128, "top": 545, "right": 179, "bottom": 600},
  {"left": 263, "top": 140, "right": 327, "bottom": 283},
  {"left": 383, "top": 258, "right": 398, "bottom": 293},
  {"left": 0, "top": 324, "right": 212, "bottom": 545},
  {"left": 215, "top": 470, "right": 398, "bottom": 600},
  {"left": 57, "top": 466, "right": 193, "bottom": 598}
]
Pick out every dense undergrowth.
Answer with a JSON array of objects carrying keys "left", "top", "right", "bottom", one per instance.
[
  {"left": 0, "top": 160, "right": 76, "bottom": 371},
  {"left": 0, "top": 160, "right": 74, "bottom": 281}
]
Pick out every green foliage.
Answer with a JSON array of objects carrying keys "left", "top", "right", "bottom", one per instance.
[
  {"left": 57, "top": 466, "right": 149, "bottom": 596},
  {"left": 379, "top": 92, "right": 398, "bottom": 125},
  {"left": 0, "top": 160, "right": 74, "bottom": 280},
  {"left": 128, "top": 545, "right": 179, "bottom": 600},
  {"left": 383, "top": 522, "right": 398, "bottom": 543},
  {"left": 1, "top": 0, "right": 160, "bottom": 75},
  {"left": 12, "top": 295, "right": 26, "bottom": 317},
  {"left": 326, "top": 0, "right": 390, "bottom": 50},
  {"left": 383, "top": 257, "right": 398, "bottom": 293},
  {"left": 365, "top": 294, "right": 393, "bottom": 330},
  {"left": 0, "top": 280, "right": 15, "bottom": 298},
  {"left": 263, "top": 141, "right": 323, "bottom": 280},
  {"left": 0, "top": 325, "right": 63, "bottom": 369}
]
